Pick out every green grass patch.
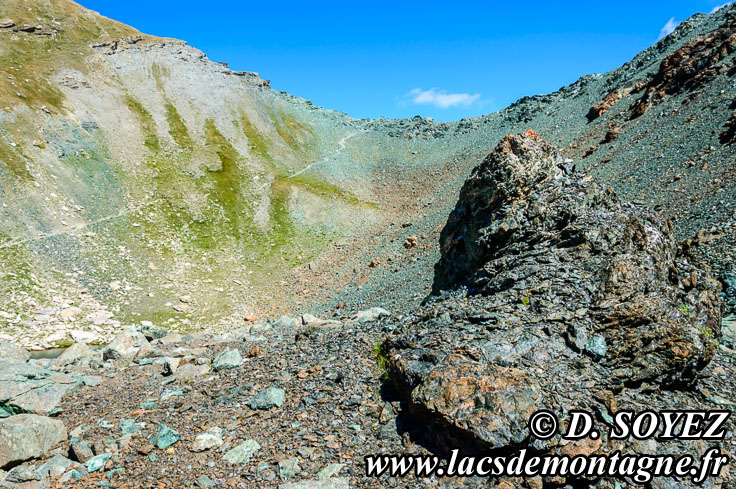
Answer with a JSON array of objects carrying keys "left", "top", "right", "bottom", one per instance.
[
  {"left": 165, "top": 103, "right": 192, "bottom": 150},
  {"left": 125, "top": 95, "right": 160, "bottom": 152}
]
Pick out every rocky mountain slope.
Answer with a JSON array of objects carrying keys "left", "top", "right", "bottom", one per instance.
[{"left": 1, "top": 1, "right": 735, "bottom": 350}]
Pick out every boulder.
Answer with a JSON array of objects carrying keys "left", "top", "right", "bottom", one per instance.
[
  {"left": 52, "top": 343, "right": 93, "bottom": 367},
  {"left": 248, "top": 387, "right": 285, "bottom": 410},
  {"left": 102, "top": 328, "right": 150, "bottom": 360},
  {"left": 0, "top": 362, "right": 78, "bottom": 415},
  {"left": 383, "top": 132, "right": 722, "bottom": 487},
  {"left": 0, "top": 415, "right": 67, "bottom": 469}
]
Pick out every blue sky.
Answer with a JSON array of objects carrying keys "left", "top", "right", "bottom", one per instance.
[{"left": 81, "top": 1, "right": 732, "bottom": 122}]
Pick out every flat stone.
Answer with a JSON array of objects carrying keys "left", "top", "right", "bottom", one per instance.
[
  {"left": 248, "top": 387, "right": 285, "bottom": 410},
  {"left": 317, "top": 463, "right": 345, "bottom": 480},
  {"left": 191, "top": 427, "right": 223, "bottom": 452},
  {"left": 84, "top": 452, "right": 113, "bottom": 472},
  {"left": 212, "top": 349, "right": 243, "bottom": 371},
  {"left": 354, "top": 307, "right": 390, "bottom": 323},
  {"left": 0, "top": 362, "right": 78, "bottom": 415},
  {"left": 222, "top": 439, "right": 260, "bottom": 464},
  {"left": 36, "top": 453, "right": 74, "bottom": 478},
  {"left": 149, "top": 424, "right": 179, "bottom": 449},
  {"left": 175, "top": 364, "right": 209, "bottom": 380}
]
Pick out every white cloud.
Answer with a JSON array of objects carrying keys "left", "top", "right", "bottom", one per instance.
[
  {"left": 657, "top": 17, "right": 680, "bottom": 41},
  {"left": 406, "top": 88, "right": 482, "bottom": 109},
  {"left": 710, "top": 2, "right": 733, "bottom": 13}
]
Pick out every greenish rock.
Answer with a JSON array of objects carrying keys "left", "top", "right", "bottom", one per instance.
[
  {"left": 84, "top": 452, "right": 113, "bottom": 473},
  {"left": 118, "top": 419, "right": 145, "bottom": 435},
  {"left": 212, "top": 349, "right": 243, "bottom": 371},
  {"left": 36, "top": 453, "right": 75, "bottom": 478},
  {"left": 140, "top": 400, "right": 156, "bottom": 410},
  {"left": 150, "top": 424, "right": 179, "bottom": 449},
  {"left": 222, "top": 439, "right": 260, "bottom": 464},
  {"left": 138, "top": 359, "right": 153, "bottom": 366},
  {"left": 585, "top": 335, "right": 607, "bottom": 360},
  {"left": 248, "top": 387, "right": 285, "bottom": 410},
  {"left": 59, "top": 468, "right": 84, "bottom": 482},
  {"left": 97, "top": 419, "right": 114, "bottom": 429},
  {"left": 272, "top": 315, "right": 299, "bottom": 329},
  {"left": 317, "top": 463, "right": 345, "bottom": 480},
  {"left": 149, "top": 453, "right": 158, "bottom": 462},
  {"left": 106, "top": 467, "right": 124, "bottom": 478},
  {"left": 160, "top": 390, "right": 183, "bottom": 401},
  {"left": 195, "top": 475, "right": 215, "bottom": 487},
  {"left": 278, "top": 457, "right": 300, "bottom": 479},
  {"left": 138, "top": 324, "right": 169, "bottom": 341}
]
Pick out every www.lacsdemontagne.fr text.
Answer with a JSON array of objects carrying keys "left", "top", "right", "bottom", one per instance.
[{"left": 365, "top": 447, "right": 729, "bottom": 484}]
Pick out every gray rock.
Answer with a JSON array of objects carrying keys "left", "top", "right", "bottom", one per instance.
[
  {"left": 194, "top": 475, "right": 214, "bottom": 487},
  {"left": 175, "top": 363, "right": 209, "bottom": 380},
  {"left": 317, "top": 463, "right": 344, "bottom": 480},
  {"left": 102, "top": 328, "right": 150, "bottom": 361},
  {"left": 0, "top": 415, "right": 67, "bottom": 469},
  {"left": 0, "top": 19, "right": 16, "bottom": 29},
  {"left": 36, "top": 453, "right": 74, "bottom": 478},
  {"left": 149, "top": 424, "right": 179, "bottom": 449},
  {"left": 272, "top": 315, "right": 298, "bottom": 329},
  {"left": 70, "top": 440, "right": 93, "bottom": 462},
  {"left": 301, "top": 314, "right": 342, "bottom": 328},
  {"left": 353, "top": 307, "right": 390, "bottom": 323},
  {"left": 52, "top": 343, "right": 93, "bottom": 367},
  {"left": 248, "top": 387, "right": 285, "bottom": 410},
  {"left": 0, "top": 362, "right": 78, "bottom": 415},
  {"left": 5, "top": 465, "right": 40, "bottom": 483},
  {"left": 191, "top": 427, "right": 223, "bottom": 452},
  {"left": 278, "top": 457, "right": 300, "bottom": 479},
  {"left": 84, "top": 452, "right": 112, "bottom": 472},
  {"left": 137, "top": 323, "right": 168, "bottom": 341},
  {"left": 222, "top": 439, "right": 260, "bottom": 464},
  {"left": 0, "top": 343, "right": 29, "bottom": 363},
  {"left": 212, "top": 349, "right": 243, "bottom": 371}
]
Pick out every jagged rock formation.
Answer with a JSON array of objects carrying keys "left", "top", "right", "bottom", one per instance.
[
  {"left": 630, "top": 14, "right": 736, "bottom": 119},
  {"left": 384, "top": 132, "right": 725, "bottom": 488}
]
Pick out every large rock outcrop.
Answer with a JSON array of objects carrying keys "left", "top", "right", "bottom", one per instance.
[
  {"left": 383, "top": 131, "right": 724, "bottom": 488},
  {"left": 0, "top": 415, "right": 67, "bottom": 469}
]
